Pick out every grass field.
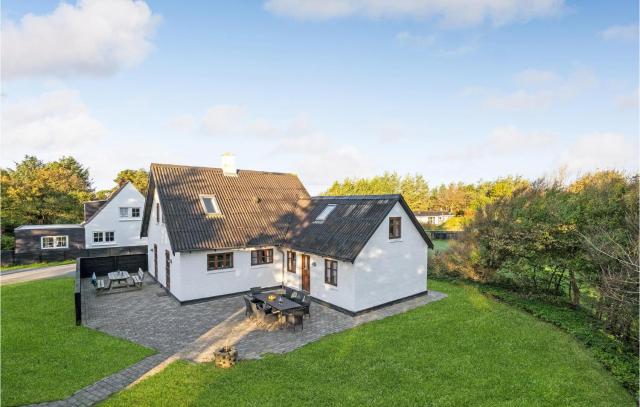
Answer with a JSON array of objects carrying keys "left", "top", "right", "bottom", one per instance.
[
  {"left": 0, "top": 259, "right": 75, "bottom": 273},
  {"left": 430, "top": 239, "right": 450, "bottom": 252},
  {"left": 1, "top": 278, "right": 155, "bottom": 406},
  {"left": 103, "top": 280, "right": 634, "bottom": 407}
]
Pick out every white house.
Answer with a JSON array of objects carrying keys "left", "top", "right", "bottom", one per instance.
[
  {"left": 83, "top": 182, "right": 147, "bottom": 250},
  {"left": 141, "top": 157, "right": 433, "bottom": 315},
  {"left": 414, "top": 211, "right": 454, "bottom": 226}
]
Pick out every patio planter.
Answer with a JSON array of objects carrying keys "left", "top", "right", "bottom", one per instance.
[{"left": 214, "top": 346, "right": 238, "bottom": 368}]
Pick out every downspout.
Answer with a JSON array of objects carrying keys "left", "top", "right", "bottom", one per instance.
[{"left": 276, "top": 246, "right": 286, "bottom": 289}]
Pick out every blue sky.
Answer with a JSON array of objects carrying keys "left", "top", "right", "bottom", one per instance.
[{"left": 2, "top": 0, "right": 638, "bottom": 193}]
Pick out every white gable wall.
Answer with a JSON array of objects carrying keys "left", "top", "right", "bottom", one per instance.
[
  {"left": 352, "top": 202, "right": 428, "bottom": 312},
  {"left": 146, "top": 189, "right": 177, "bottom": 291},
  {"left": 84, "top": 183, "right": 147, "bottom": 249}
]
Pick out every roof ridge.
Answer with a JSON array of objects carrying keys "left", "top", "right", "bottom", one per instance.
[
  {"left": 312, "top": 194, "right": 401, "bottom": 200},
  {"left": 150, "top": 162, "right": 297, "bottom": 176}
]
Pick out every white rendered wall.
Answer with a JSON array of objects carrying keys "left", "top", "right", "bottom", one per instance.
[
  {"left": 352, "top": 202, "right": 428, "bottom": 312},
  {"left": 283, "top": 251, "right": 356, "bottom": 312},
  {"left": 146, "top": 189, "right": 175, "bottom": 290},
  {"left": 84, "top": 183, "right": 147, "bottom": 249},
  {"left": 175, "top": 247, "right": 282, "bottom": 302}
]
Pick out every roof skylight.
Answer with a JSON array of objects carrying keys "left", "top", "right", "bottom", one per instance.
[
  {"left": 200, "top": 195, "right": 221, "bottom": 215},
  {"left": 314, "top": 204, "right": 336, "bottom": 223}
]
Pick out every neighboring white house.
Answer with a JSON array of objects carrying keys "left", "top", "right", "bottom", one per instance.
[
  {"left": 414, "top": 211, "right": 454, "bottom": 226},
  {"left": 83, "top": 182, "right": 147, "bottom": 250},
  {"left": 141, "top": 157, "right": 433, "bottom": 315}
]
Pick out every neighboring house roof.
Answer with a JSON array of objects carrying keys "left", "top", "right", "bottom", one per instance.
[
  {"left": 15, "top": 224, "right": 83, "bottom": 230},
  {"left": 286, "top": 195, "right": 434, "bottom": 262},
  {"left": 414, "top": 210, "right": 453, "bottom": 216},
  {"left": 82, "top": 181, "right": 137, "bottom": 225},
  {"left": 141, "top": 163, "right": 310, "bottom": 252},
  {"left": 83, "top": 200, "right": 107, "bottom": 221}
]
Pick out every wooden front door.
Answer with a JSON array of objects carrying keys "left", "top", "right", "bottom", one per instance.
[
  {"left": 301, "top": 254, "right": 310, "bottom": 292},
  {"left": 165, "top": 250, "right": 171, "bottom": 291},
  {"left": 153, "top": 244, "right": 158, "bottom": 277}
]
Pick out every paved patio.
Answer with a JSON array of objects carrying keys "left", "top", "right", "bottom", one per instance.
[
  {"left": 36, "top": 276, "right": 447, "bottom": 406},
  {"left": 82, "top": 276, "right": 446, "bottom": 361}
]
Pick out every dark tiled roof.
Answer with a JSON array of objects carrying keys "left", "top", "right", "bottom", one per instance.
[
  {"left": 141, "top": 163, "right": 310, "bottom": 252},
  {"left": 83, "top": 200, "right": 107, "bottom": 222},
  {"left": 285, "top": 195, "right": 434, "bottom": 262}
]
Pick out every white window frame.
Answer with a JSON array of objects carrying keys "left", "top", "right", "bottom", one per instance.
[
  {"left": 199, "top": 195, "right": 221, "bottom": 215},
  {"left": 119, "top": 207, "right": 129, "bottom": 218},
  {"left": 93, "top": 231, "right": 115, "bottom": 245},
  {"left": 41, "top": 235, "right": 69, "bottom": 249}
]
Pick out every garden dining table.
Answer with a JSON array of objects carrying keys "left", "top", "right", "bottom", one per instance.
[
  {"left": 252, "top": 292, "right": 303, "bottom": 312},
  {"left": 107, "top": 270, "right": 130, "bottom": 290}
]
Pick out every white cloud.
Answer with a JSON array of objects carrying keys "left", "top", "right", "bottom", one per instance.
[
  {"left": 615, "top": 88, "right": 639, "bottom": 110},
  {"left": 482, "top": 68, "right": 596, "bottom": 110},
  {"left": 270, "top": 116, "right": 371, "bottom": 191},
  {"left": 202, "top": 105, "right": 248, "bottom": 135},
  {"left": 396, "top": 31, "right": 437, "bottom": 47},
  {"left": 265, "top": 0, "right": 564, "bottom": 27},
  {"left": 560, "top": 133, "right": 639, "bottom": 174},
  {"left": 2, "top": 0, "right": 161, "bottom": 80},
  {"left": 443, "top": 125, "right": 554, "bottom": 160},
  {"left": 1, "top": 90, "right": 107, "bottom": 156},
  {"left": 512, "top": 69, "right": 558, "bottom": 87},
  {"left": 395, "top": 31, "right": 479, "bottom": 56},
  {"left": 601, "top": 24, "right": 638, "bottom": 41},
  {"left": 168, "top": 114, "right": 197, "bottom": 132}
]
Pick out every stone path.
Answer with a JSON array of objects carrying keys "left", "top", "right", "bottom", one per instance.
[{"left": 29, "top": 278, "right": 446, "bottom": 406}]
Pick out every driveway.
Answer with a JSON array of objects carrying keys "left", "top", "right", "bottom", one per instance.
[{"left": 0, "top": 263, "right": 76, "bottom": 286}]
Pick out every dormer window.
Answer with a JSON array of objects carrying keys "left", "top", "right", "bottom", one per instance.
[
  {"left": 314, "top": 204, "right": 336, "bottom": 223},
  {"left": 200, "top": 195, "right": 221, "bottom": 215}
]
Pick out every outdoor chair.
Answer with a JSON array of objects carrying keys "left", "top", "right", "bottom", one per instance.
[
  {"left": 91, "top": 272, "right": 107, "bottom": 291},
  {"left": 130, "top": 268, "right": 145, "bottom": 288},
  {"left": 300, "top": 295, "right": 311, "bottom": 318},
  {"left": 289, "top": 289, "right": 301, "bottom": 303},
  {"left": 285, "top": 309, "right": 304, "bottom": 331},
  {"left": 285, "top": 287, "right": 293, "bottom": 299},
  {"left": 243, "top": 295, "right": 255, "bottom": 317}
]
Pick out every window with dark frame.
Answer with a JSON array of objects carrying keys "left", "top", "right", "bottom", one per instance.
[
  {"left": 324, "top": 259, "right": 338, "bottom": 286},
  {"left": 131, "top": 207, "right": 141, "bottom": 217},
  {"left": 251, "top": 249, "right": 273, "bottom": 266},
  {"left": 207, "top": 253, "right": 233, "bottom": 271},
  {"left": 389, "top": 217, "right": 402, "bottom": 239},
  {"left": 287, "top": 251, "right": 296, "bottom": 273}
]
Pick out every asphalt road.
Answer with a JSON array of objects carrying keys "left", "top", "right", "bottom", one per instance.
[{"left": 0, "top": 263, "right": 76, "bottom": 286}]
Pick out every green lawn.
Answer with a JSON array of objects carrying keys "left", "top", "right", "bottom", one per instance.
[
  {"left": 430, "top": 239, "right": 450, "bottom": 253},
  {"left": 103, "top": 280, "right": 634, "bottom": 407},
  {"left": 1, "top": 278, "right": 155, "bottom": 406},
  {"left": 0, "top": 259, "right": 75, "bottom": 273}
]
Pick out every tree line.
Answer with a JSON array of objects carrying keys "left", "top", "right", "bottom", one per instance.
[
  {"left": 432, "top": 170, "right": 639, "bottom": 346},
  {"left": 1, "top": 155, "right": 149, "bottom": 249},
  {"left": 323, "top": 172, "right": 529, "bottom": 218}
]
